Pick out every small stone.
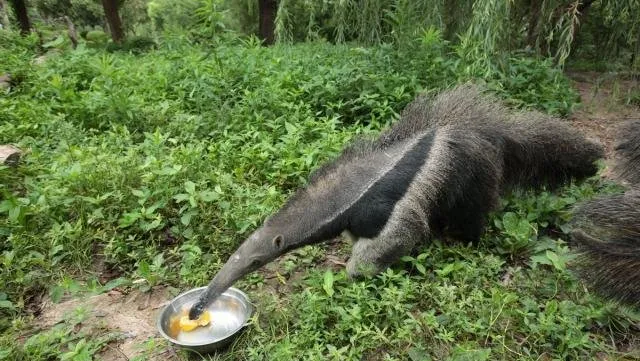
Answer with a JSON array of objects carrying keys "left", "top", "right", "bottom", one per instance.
[
  {"left": 0, "top": 73, "right": 10, "bottom": 91},
  {"left": 0, "top": 145, "right": 21, "bottom": 166}
]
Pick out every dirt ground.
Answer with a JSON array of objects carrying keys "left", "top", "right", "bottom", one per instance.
[
  {"left": 33, "top": 72, "right": 639, "bottom": 360},
  {"left": 567, "top": 71, "right": 639, "bottom": 159},
  {"left": 37, "top": 286, "right": 177, "bottom": 360}
]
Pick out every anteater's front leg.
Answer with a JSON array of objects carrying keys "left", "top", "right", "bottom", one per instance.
[{"left": 346, "top": 225, "right": 424, "bottom": 279}]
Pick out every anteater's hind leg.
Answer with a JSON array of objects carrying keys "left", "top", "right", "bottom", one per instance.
[{"left": 442, "top": 206, "right": 490, "bottom": 244}]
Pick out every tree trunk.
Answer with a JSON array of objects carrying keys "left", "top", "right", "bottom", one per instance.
[
  {"left": 101, "top": 0, "right": 124, "bottom": 43},
  {"left": 8, "top": 0, "right": 30, "bottom": 35},
  {"left": 64, "top": 16, "right": 78, "bottom": 49},
  {"left": 443, "top": 0, "right": 461, "bottom": 42},
  {"left": 0, "top": 0, "right": 11, "bottom": 30},
  {"left": 526, "top": 0, "right": 542, "bottom": 50},
  {"left": 258, "top": 0, "right": 277, "bottom": 45},
  {"left": 571, "top": 0, "right": 597, "bottom": 57}
]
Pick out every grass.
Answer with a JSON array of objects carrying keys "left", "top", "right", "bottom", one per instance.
[{"left": 0, "top": 29, "right": 638, "bottom": 360}]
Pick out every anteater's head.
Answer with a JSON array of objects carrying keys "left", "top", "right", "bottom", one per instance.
[
  {"left": 188, "top": 213, "right": 305, "bottom": 320},
  {"left": 189, "top": 167, "right": 349, "bottom": 319}
]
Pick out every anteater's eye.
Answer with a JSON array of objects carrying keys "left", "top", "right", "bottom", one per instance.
[{"left": 251, "top": 259, "right": 261, "bottom": 268}]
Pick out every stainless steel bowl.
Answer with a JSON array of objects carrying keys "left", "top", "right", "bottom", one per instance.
[{"left": 157, "top": 286, "right": 254, "bottom": 354}]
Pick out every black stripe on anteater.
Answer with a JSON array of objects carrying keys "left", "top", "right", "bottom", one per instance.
[{"left": 346, "top": 131, "right": 436, "bottom": 239}]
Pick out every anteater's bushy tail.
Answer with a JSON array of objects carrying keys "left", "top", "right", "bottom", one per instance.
[
  {"left": 385, "top": 83, "right": 605, "bottom": 191},
  {"left": 495, "top": 115, "right": 604, "bottom": 190},
  {"left": 570, "top": 119, "right": 640, "bottom": 308}
]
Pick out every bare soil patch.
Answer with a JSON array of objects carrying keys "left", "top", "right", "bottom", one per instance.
[
  {"left": 567, "top": 71, "right": 639, "bottom": 158},
  {"left": 37, "top": 286, "right": 177, "bottom": 360}
]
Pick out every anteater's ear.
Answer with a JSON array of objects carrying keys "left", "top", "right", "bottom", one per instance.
[{"left": 272, "top": 234, "right": 284, "bottom": 249}]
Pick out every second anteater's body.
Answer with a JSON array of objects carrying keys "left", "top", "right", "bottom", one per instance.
[
  {"left": 611, "top": 119, "right": 640, "bottom": 185},
  {"left": 569, "top": 119, "right": 640, "bottom": 308},
  {"left": 189, "top": 84, "right": 604, "bottom": 319},
  {"left": 570, "top": 189, "right": 640, "bottom": 307}
]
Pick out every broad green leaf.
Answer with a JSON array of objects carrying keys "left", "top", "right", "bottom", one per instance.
[
  {"left": 323, "top": 270, "right": 334, "bottom": 297},
  {"left": 49, "top": 244, "right": 64, "bottom": 257},
  {"left": 502, "top": 212, "right": 518, "bottom": 234},
  {"left": 181, "top": 212, "right": 192, "bottom": 226},
  {"left": 145, "top": 201, "right": 163, "bottom": 215},
  {"left": 102, "top": 277, "right": 130, "bottom": 291},
  {"left": 8, "top": 206, "right": 21, "bottom": 223},
  {"left": 285, "top": 121, "right": 297, "bottom": 134},
  {"left": 118, "top": 212, "right": 141, "bottom": 227},
  {"left": 545, "top": 250, "right": 565, "bottom": 270},
  {"left": 185, "top": 181, "right": 196, "bottom": 194},
  {"left": 153, "top": 253, "right": 164, "bottom": 268},
  {"left": 530, "top": 254, "right": 552, "bottom": 268},
  {"left": 143, "top": 218, "right": 162, "bottom": 231},
  {"left": 515, "top": 219, "right": 532, "bottom": 241},
  {"left": 154, "top": 166, "right": 181, "bottom": 175},
  {"left": 173, "top": 193, "right": 190, "bottom": 202},
  {"left": 0, "top": 200, "right": 12, "bottom": 213},
  {"left": 132, "top": 189, "right": 145, "bottom": 198},
  {"left": 43, "top": 36, "right": 65, "bottom": 48},
  {"left": 199, "top": 191, "right": 218, "bottom": 202}
]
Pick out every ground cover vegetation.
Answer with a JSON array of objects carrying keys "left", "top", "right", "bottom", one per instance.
[{"left": 1, "top": 0, "right": 639, "bottom": 360}]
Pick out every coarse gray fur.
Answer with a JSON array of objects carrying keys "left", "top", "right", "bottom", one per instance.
[
  {"left": 611, "top": 119, "right": 640, "bottom": 185},
  {"left": 569, "top": 189, "right": 640, "bottom": 307},
  {"left": 189, "top": 83, "right": 604, "bottom": 319},
  {"left": 569, "top": 118, "right": 640, "bottom": 308}
]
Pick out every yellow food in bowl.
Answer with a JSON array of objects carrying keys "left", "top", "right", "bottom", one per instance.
[
  {"left": 179, "top": 311, "right": 211, "bottom": 331},
  {"left": 168, "top": 308, "right": 212, "bottom": 338}
]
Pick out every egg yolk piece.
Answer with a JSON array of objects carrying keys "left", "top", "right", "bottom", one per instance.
[{"left": 178, "top": 310, "right": 211, "bottom": 332}]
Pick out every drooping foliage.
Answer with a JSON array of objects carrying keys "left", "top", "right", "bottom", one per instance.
[
  {"left": 258, "top": 0, "right": 640, "bottom": 69},
  {"left": 12, "top": 0, "right": 638, "bottom": 72}
]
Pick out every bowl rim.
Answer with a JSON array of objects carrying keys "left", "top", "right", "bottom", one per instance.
[{"left": 156, "top": 286, "right": 254, "bottom": 347}]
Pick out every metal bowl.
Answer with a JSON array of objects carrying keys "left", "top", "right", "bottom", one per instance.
[{"left": 157, "top": 286, "right": 254, "bottom": 354}]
